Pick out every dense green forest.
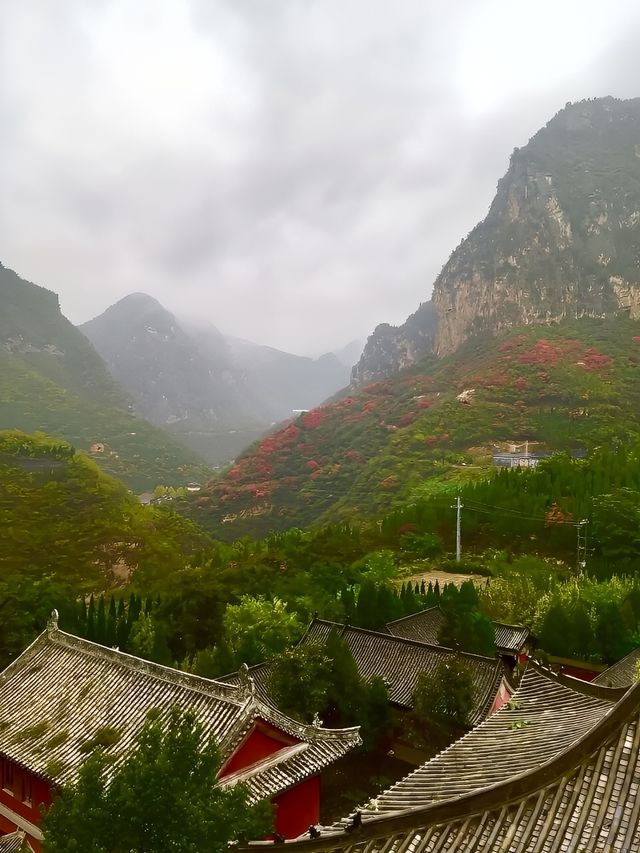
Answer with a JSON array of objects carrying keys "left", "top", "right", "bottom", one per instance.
[
  {"left": 185, "top": 316, "right": 640, "bottom": 539},
  {"left": 0, "top": 431, "right": 214, "bottom": 663}
]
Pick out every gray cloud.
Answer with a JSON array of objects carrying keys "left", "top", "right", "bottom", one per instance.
[{"left": 2, "top": 0, "right": 640, "bottom": 355}]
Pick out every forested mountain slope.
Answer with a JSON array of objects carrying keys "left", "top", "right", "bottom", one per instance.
[
  {"left": 0, "top": 264, "right": 209, "bottom": 490},
  {"left": 183, "top": 316, "right": 640, "bottom": 539},
  {"left": 0, "top": 430, "right": 214, "bottom": 663}
]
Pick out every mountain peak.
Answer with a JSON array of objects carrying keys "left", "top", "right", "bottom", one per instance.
[{"left": 353, "top": 96, "right": 640, "bottom": 384}]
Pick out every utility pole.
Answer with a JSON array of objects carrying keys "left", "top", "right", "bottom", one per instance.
[
  {"left": 577, "top": 519, "right": 589, "bottom": 572},
  {"left": 453, "top": 496, "right": 463, "bottom": 563}
]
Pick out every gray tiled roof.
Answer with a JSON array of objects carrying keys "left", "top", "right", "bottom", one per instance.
[
  {"left": 223, "top": 620, "right": 506, "bottom": 726},
  {"left": 307, "top": 621, "right": 506, "bottom": 724},
  {"left": 240, "top": 669, "right": 640, "bottom": 852},
  {"left": 306, "top": 620, "right": 505, "bottom": 725},
  {"left": 594, "top": 648, "right": 640, "bottom": 688},
  {"left": 386, "top": 608, "right": 531, "bottom": 656},
  {"left": 0, "top": 627, "right": 359, "bottom": 800},
  {"left": 342, "top": 666, "right": 618, "bottom": 818},
  {"left": 0, "top": 833, "right": 27, "bottom": 853},
  {"left": 492, "top": 621, "right": 530, "bottom": 655}
]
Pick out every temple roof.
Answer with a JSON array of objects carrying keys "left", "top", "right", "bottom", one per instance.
[
  {"left": 594, "top": 648, "right": 640, "bottom": 688},
  {"left": 386, "top": 607, "right": 531, "bottom": 656},
  {"left": 241, "top": 667, "right": 640, "bottom": 852},
  {"left": 0, "top": 624, "right": 360, "bottom": 799},
  {"left": 305, "top": 620, "right": 506, "bottom": 724},
  {"left": 223, "top": 619, "right": 507, "bottom": 726},
  {"left": 338, "top": 666, "right": 622, "bottom": 819},
  {"left": 0, "top": 832, "right": 28, "bottom": 853}
]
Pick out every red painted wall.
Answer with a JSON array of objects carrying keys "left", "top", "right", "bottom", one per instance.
[
  {"left": 219, "top": 720, "right": 299, "bottom": 778},
  {"left": 1, "top": 720, "right": 322, "bottom": 848},
  {"left": 273, "top": 775, "right": 321, "bottom": 839},
  {"left": 489, "top": 681, "right": 512, "bottom": 716},
  {"left": 0, "top": 756, "right": 51, "bottom": 853}
]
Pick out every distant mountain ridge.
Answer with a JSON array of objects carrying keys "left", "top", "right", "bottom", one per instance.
[
  {"left": 81, "top": 296, "right": 353, "bottom": 464},
  {"left": 353, "top": 96, "right": 640, "bottom": 383},
  {"left": 0, "top": 263, "right": 210, "bottom": 490}
]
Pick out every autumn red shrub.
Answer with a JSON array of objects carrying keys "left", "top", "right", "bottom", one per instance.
[
  {"left": 306, "top": 459, "right": 319, "bottom": 470},
  {"left": 397, "top": 412, "right": 416, "bottom": 428},
  {"left": 302, "top": 409, "right": 326, "bottom": 429},
  {"left": 519, "top": 339, "right": 581, "bottom": 366},
  {"left": 578, "top": 348, "right": 612, "bottom": 371},
  {"left": 345, "top": 450, "right": 364, "bottom": 462}
]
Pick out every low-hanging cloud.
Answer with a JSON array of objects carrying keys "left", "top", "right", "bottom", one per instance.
[{"left": 2, "top": 0, "right": 640, "bottom": 355}]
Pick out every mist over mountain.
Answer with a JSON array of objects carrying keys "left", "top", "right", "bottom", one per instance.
[
  {"left": 81, "top": 297, "right": 353, "bottom": 464},
  {"left": 354, "top": 97, "right": 640, "bottom": 384}
]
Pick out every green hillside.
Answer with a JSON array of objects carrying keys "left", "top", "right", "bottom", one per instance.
[
  {"left": 0, "top": 430, "right": 215, "bottom": 662},
  {"left": 184, "top": 316, "right": 640, "bottom": 539},
  {"left": 0, "top": 264, "right": 210, "bottom": 490}
]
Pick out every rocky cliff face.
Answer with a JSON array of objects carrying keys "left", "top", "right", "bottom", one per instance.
[{"left": 353, "top": 96, "right": 640, "bottom": 381}]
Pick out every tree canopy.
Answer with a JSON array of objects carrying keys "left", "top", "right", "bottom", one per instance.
[{"left": 42, "top": 706, "right": 272, "bottom": 853}]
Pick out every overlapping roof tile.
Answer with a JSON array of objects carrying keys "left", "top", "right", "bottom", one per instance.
[
  {"left": 594, "top": 648, "right": 640, "bottom": 688},
  {"left": 386, "top": 608, "right": 530, "bottom": 656},
  {"left": 240, "top": 667, "right": 640, "bottom": 852},
  {"left": 301, "top": 620, "right": 506, "bottom": 725},
  {"left": 0, "top": 832, "right": 27, "bottom": 853},
  {"left": 0, "top": 625, "right": 359, "bottom": 799}
]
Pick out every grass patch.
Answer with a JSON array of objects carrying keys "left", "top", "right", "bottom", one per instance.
[
  {"left": 45, "top": 758, "right": 65, "bottom": 778},
  {"left": 79, "top": 726, "right": 122, "bottom": 754},
  {"left": 12, "top": 721, "right": 49, "bottom": 743}
]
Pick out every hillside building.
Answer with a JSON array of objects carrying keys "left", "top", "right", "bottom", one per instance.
[{"left": 0, "top": 616, "right": 360, "bottom": 850}]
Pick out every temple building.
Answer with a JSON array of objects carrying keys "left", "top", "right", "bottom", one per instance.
[
  {"left": 240, "top": 664, "right": 639, "bottom": 852},
  {"left": 385, "top": 607, "right": 532, "bottom": 668},
  {"left": 224, "top": 618, "right": 512, "bottom": 726},
  {"left": 0, "top": 616, "right": 360, "bottom": 850}
]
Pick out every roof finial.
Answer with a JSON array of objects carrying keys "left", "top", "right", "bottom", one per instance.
[
  {"left": 48, "top": 609, "right": 59, "bottom": 631},
  {"left": 238, "top": 663, "right": 255, "bottom": 699},
  {"left": 312, "top": 712, "right": 323, "bottom": 728}
]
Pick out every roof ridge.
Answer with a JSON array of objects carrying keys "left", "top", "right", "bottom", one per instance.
[
  {"left": 49, "top": 629, "right": 245, "bottom": 703},
  {"left": 312, "top": 620, "right": 500, "bottom": 664},
  {"left": 385, "top": 606, "right": 441, "bottom": 628},
  {"left": 528, "top": 658, "right": 628, "bottom": 701}
]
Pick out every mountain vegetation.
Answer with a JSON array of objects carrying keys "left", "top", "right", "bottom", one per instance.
[
  {"left": 81, "top": 294, "right": 353, "bottom": 465},
  {"left": 0, "top": 430, "right": 213, "bottom": 665},
  {"left": 354, "top": 96, "right": 640, "bottom": 381},
  {"left": 184, "top": 315, "right": 640, "bottom": 538},
  {"left": 0, "top": 264, "right": 210, "bottom": 491}
]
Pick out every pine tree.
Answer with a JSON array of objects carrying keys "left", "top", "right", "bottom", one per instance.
[
  {"left": 96, "top": 597, "right": 107, "bottom": 645},
  {"left": 87, "top": 595, "right": 96, "bottom": 642},
  {"left": 106, "top": 597, "right": 117, "bottom": 647}
]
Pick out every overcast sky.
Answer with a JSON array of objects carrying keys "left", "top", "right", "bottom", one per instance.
[{"left": 2, "top": 1, "right": 640, "bottom": 356}]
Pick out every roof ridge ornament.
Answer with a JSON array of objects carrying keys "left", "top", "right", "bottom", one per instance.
[
  {"left": 47, "top": 609, "right": 59, "bottom": 632},
  {"left": 238, "top": 663, "right": 256, "bottom": 700}
]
